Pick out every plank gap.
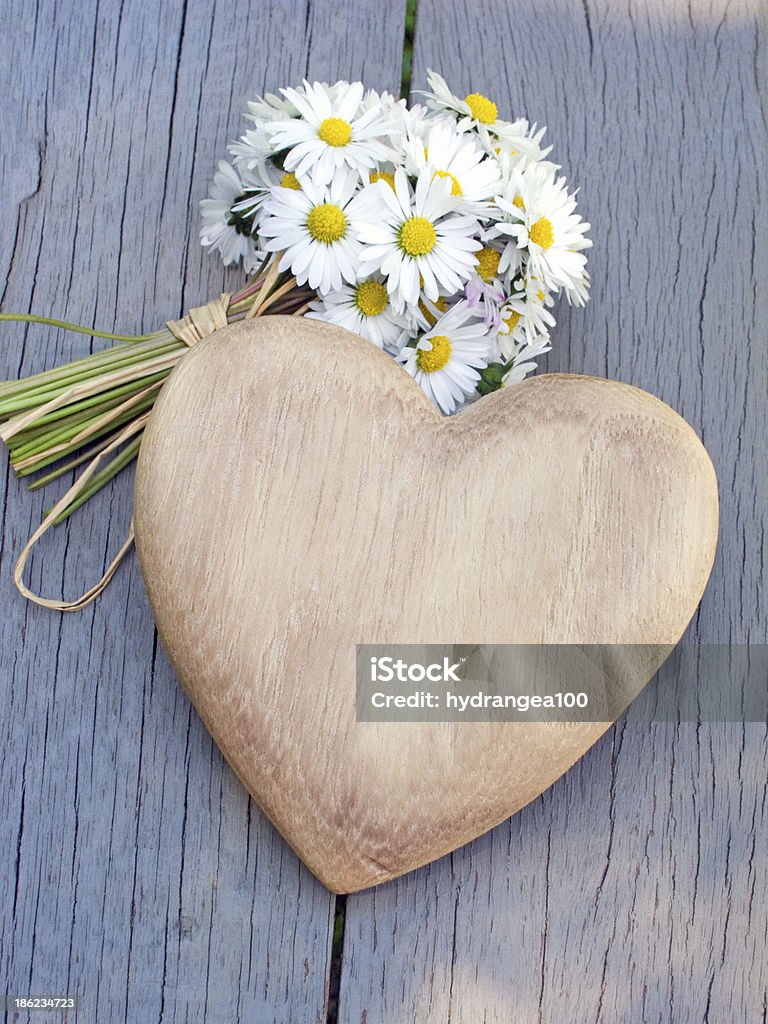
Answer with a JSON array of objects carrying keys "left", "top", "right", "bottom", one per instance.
[
  {"left": 400, "top": 0, "right": 419, "bottom": 97},
  {"left": 326, "top": 894, "right": 347, "bottom": 1024}
]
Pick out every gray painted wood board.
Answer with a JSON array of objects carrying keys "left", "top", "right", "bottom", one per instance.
[
  {"left": 0, "top": 1, "right": 406, "bottom": 1021},
  {"left": 339, "top": 1, "right": 768, "bottom": 1021}
]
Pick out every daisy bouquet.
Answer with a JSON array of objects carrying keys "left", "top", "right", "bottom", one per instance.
[{"left": 0, "top": 71, "right": 591, "bottom": 607}]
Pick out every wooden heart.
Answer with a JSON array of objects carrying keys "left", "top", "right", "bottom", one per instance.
[{"left": 134, "top": 317, "right": 718, "bottom": 893}]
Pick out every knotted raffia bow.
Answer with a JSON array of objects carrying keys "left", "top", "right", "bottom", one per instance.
[{"left": 5, "top": 256, "right": 307, "bottom": 611}]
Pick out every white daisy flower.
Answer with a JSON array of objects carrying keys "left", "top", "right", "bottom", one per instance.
[
  {"left": 562, "top": 267, "right": 591, "bottom": 307},
  {"left": 422, "top": 71, "right": 554, "bottom": 165},
  {"left": 399, "top": 102, "right": 434, "bottom": 155},
  {"left": 245, "top": 90, "right": 300, "bottom": 125},
  {"left": 486, "top": 162, "right": 534, "bottom": 279},
  {"left": 393, "top": 104, "right": 435, "bottom": 179},
  {"left": 397, "top": 301, "right": 492, "bottom": 415},
  {"left": 489, "top": 122, "right": 551, "bottom": 166},
  {"left": 356, "top": 167, "right": 482, "bottom": 311},
  {"left": 494, "top": 278, "right": 555, "bottom": 361},
  {"left": 230, "top": 128, "right": 273, "bottom": 170},
  {"left": 365, "top": 166, "right": 399, "bottom": 191},
  {"left": 403, "top": 119, "right": 502, "bottom": 217},
  {"left": 260, "top": 168, "right": 366, "bottom": 293},
  {"left": 405, "top": 293, "right": 453, "bottom": 335},
  {"left": 230, "top": 91, "right": 303, "bottom": 182},
  {"left": 492, "top": 161, "right": 591, "bottom": 293},
  {"left": 422, "top": 70, "right": 505, "bottom": 135},
  {"left": 199, "top": 160, "right": 265, "bottom": 273},
  {"left": 232, "top": 91, "right": 300, "bottom": 168},
  {"left": 518, "top": 272, "right": 557, "bottom": 313},
  {"left": 501, "top": 335, "right": 553, "bottom": 387},
  {"left": 306, "top": 275, "right": 410, "bottom": 351},
  {"left": 465, "top": 245, "right": 508, "bottom": 327},
  {"left": 361, "top": 88, "right": 408, "bottom": 135},
  {"left": 264, "top": 80, "right": 400, "bottom": 186},
  {"left": 226, "top": 158, "right": 284, "bottom": 233}
]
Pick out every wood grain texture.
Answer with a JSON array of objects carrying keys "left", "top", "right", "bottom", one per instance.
[
  {"left": 338, "top": 0, "right": 768, "bottom": 1020},
  {"left": 133, "top": 316, "right": 717, "bottom": 894},
  {"left": 0, "top": 1, "right": 406, "bottom": 1021}
]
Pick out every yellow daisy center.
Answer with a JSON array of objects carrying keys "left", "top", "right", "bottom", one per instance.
[
  {"left": 369, "top": 170, "right": 396, "bottom": 189},
  {"left": 418, "top": 295, "right": 448, "bottom": 326},
  {"left": 416, "top": 335, "right": 452, "bottom": 373},
  {"left": 355, "top": 280, "right": 389, "bottom": 317},
  {"left": 537, "top": 289, "right": 545, "bottom": 301},
  {"left": 529, "top": 217, "right": 554, "bottom": 250},
  {"left": 433, "top": 169, "right": 463, "bottom": 196},
  {"left": 280, "top": 171, "right": 301, "bottom": 190},
  {"left": 476, "top": 247, "right": 501, "bottom": 282},
  {"left": 504, "top": 310, "right": 521, "bottom": 333},
  {"left": 464, "top": 92, "right": 497, "bottom": 125},
  {"left": 399, "top": 216, "right": 437, "bottom": 257},
  {"left": 306, "top": 203, "right": 347, "bottom": 243},
  {"left": 512, "top": 195, "right": 525, "bottom": 210},
  {"left": 318, "top": 117, "right": 352, "bottom": 147}
]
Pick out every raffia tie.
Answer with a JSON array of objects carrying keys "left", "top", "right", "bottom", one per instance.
[
  {"left": 15, "top": 294, "right": 232, "bottom": 611},
  {"left": 166, "top": 292, "right": 231, "bottom": 346}
]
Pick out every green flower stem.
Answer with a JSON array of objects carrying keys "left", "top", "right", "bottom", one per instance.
[
  {"left": 0, "top": 333, "right": 180, "bottom": 401},
  {"left": 9, "top": 390, "right": 148, "bottom": 460},
  {"left": 228, "top": 292, "right": 264, "bottom": 315},
  {"left": 8, "top": 401, "right": 131, "bottom": 457},
  {"left": 13, "top": 393, "right": 157, "bottom": 477},
  {"left": 8, "top": 382, "right": 155, "bottom": 456},
  {"left": 9, "top": 382, "right": 161, "bottom": 461},
  {"left": 0, "top": 335, "right": 180, "bottom": 403},
  {"left": 6, "top": 368, "right": 171, "bottom": 431},
  {"left": 27, "top": 435, "right": 119, "bottom": 491},
  {"left": 0, "top": 312, "right": 167, "bottom": 344},
  {"left": 227, "top": 269, "right": 292, "bottom": 315},
  {"left": 0, "top": 350, "right": 180, "bottom": 444},
  {"left": 21, "top": 429, "right": 126, "bottom": 483},
  {"left": 2, "top": 337, "right": 179, "bottom": 397},
  {"left": 226, "top": 257, "right": 272, "bottom": 308},
  {"left": 51, "top": 433, "right": 144, "bottom": 525},
  {"left": 227, "top": 281, "right": 264, "bottom": 313},
  {"left": 0, "top": 256, "right": 301, "bottom": 534}
]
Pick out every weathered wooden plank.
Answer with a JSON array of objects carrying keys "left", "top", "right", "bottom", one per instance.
[
  {"left": 0, "top": 1, "right": 406, "bottom": 1021},
  {"left": 339, "top": 1, "right": 768, "bottom": 1020}
]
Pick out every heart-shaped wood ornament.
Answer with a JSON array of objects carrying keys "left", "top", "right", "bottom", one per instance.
[{"left": 134, "top": 317, "right": 718, "bottom": 893}]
